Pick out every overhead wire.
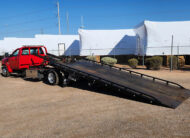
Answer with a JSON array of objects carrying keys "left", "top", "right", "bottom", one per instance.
[
  {"left": 0, "top": 5, "right": 58, "bottom": 36},
  {"left": 1, "top": 16, "right": 56, "bottom": 28},
  {"left": 0, "top": 7, "right": 55, "bottom": 20},
  {"left": 0, "top": 24, "right": 57, "bottom": 35}
]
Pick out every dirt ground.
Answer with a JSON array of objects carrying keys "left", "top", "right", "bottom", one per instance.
[{"left": 0, "top": 64, "right": 190, "bottom": 138}]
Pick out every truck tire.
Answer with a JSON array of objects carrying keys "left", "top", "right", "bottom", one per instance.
[
  {"left": 46, "top": 70, "right": 59, "bottom": 85},
  {"left": 1, "top": 66, "right": 10, "bottom": 77},
  {"left": 21, "top": 70, "right": 26, "bottom": 77}
]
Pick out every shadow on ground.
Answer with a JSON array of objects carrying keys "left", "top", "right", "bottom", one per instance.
[
  {"left": 1, "top": 73, "right": 169, "bottom": 109},
  {"left": 69, "top": 78, "right": 168, "bottom": 108}
]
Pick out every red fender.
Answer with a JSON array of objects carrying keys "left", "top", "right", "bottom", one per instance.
[{"left": 5, "top": 63, "right": 13, "bottom": 73}]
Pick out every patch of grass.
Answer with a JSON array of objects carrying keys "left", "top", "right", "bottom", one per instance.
[
  {"left": 128, "top": 58, "right": 138, "bottom": 69},
  {"left": 145, "top": 56, "right": 163, "bottom": 70},
  {"left": 85, "top": 56, "right": 96, "bottom": 61},
  {"left": 101, "top": 57, "right": 117, "bottom": 65}
]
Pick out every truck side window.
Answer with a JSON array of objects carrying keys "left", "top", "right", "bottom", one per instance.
[
  {"left": 12, "top": 50, "right": 19, "bottom": 56},
  {"left": 30, "top": 48, "right": 38, "bottom": 55},
  {"left": 22, "top": 48, "right": 29, "bottom": 55},
  {"left": 39, "top": 48, "right": 44, "bottom": 54}
]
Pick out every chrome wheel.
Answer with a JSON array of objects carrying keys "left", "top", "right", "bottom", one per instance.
[
  {"left": 47, "top": 70, "right": 59, "bottom": 85},
  {"left": 1, "top": 67, "right": 10, "bottom": 77},
  {"left": 48, "top": 72, "right": 55, "bottom": 84},
  {"left": 2, "top": 68, "right": 7, "bottom": 75}
]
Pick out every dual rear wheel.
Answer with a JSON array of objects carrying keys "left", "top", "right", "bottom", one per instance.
[{"left": 46, "top": 70, "right": 60, "bottom": 85}]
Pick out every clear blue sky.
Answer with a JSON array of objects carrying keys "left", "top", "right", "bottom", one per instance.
[{"left": 0, "top": 0, "right": 190, "bottom": 39}]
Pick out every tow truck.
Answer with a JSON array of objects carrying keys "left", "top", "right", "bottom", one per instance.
[
  {"left": 1, "top": 46, "right": 63, "bottom": 85},
  {"left": 1, "top": 46, "right": 190, "bottom": 108}
]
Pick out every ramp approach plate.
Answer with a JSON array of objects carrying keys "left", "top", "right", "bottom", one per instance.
[{"left": 64, "top": 60, "right": 190, "bottom": 108}]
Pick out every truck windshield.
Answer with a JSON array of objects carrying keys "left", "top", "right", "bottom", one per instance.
[{"left": 12, "top": 49, "right": 19, "bottom": 56}]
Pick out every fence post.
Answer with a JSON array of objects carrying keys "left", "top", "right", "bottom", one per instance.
[
  {"left": 177, "top": 45, "right": 179, "bottom": 69},
  {"left": 170, "top": 35, "right": 174, "bottom": 71},
  {"left": 58, "top": 44, "right": 60, "bottom": 56},
  {"left": 90, "top": 48, "right": 92, "bottom": 56},
  {"left": 142, "top": 44, "right": 145, "bottom": 66},
  {"left": 114, "top": 48, "right": 115, "bottom": 58}
]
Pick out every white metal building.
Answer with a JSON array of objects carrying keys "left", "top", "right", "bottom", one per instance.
[
  {"left": 0, "top": 35, "right": 79, "bottom": 56},
  {"left": 79, "top": 29, "right": 137, "bottom": 56},
  {"left": 1, "top": 20, "right": 190, "bottom": 57},
  {"left": 35, "top": 35, "right": 79, "bottom": 56},
  {"left": 135, "top": 20, "right": 190, "bottom": 56}
]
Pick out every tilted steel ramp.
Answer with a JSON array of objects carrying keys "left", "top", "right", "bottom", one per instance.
[
  {"left": 60, "top": 60, "right": 190, "bottom": 108},
  {"left": 45, "top": 54, "right": 190, "bottom": 108}
]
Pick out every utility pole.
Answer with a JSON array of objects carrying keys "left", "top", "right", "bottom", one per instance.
[
  {"left": 66, "top": 12, "right": 69, "bottom": 34},
  {"left": 57, "top": 1, "right": 61, "bottom": 35},
  {"left": 40, "top": 28, "right": 44, "bottom": 34},
  {"left": 80, "top": 16, "right": 84, "bottom": 29}
]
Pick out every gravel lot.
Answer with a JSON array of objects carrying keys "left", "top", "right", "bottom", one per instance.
[{"left": 0, "top": 64, "right": 190, "bottom": 138}]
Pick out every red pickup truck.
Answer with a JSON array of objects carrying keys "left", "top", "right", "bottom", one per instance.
[
  {"left": 1, "top": 46, "right": 48, "bottom": 77},
  {"left": 1, "top": 46, "right": 64, "bottom": 85}
]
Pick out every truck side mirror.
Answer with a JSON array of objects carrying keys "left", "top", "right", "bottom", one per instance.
[{"left": 4, "top": 53, "right": 9, "bottom": 58}]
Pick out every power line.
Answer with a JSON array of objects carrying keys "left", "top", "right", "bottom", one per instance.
[
  {"left": 1, "top": 16, "right": 56, "bottom": 28},
  {"left": 79, "top": 8, "right": 190, "bottom": 19},
  {"left": 0, "top": 24, "right": 57, "bottom": 35},
  {"left": 0, "top": 7, "right": 55, "bottom": 20}
]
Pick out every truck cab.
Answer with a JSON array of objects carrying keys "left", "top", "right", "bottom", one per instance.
[{"left": 1, "top": 46, "right": 47, "bottom": 76}]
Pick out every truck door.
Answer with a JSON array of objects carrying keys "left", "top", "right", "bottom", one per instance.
[
  {"left": 37, "top": 47, "right": 45, "bottom": 64},
  {"left": 30, "top": 48, "right": 39, "bottom": 66},
  {"left": 30, "top": 47, "right": 45, "bottom": 66},
  {"left": 19, "top": 48, "right": 31, "bottom": 69},
  {"left": 8, "top": 49, "right": 20, "bottom": 70}
]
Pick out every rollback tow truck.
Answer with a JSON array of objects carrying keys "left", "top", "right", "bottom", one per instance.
[{"left": 1, "top": 45, "right": 190, "bottom": 108}]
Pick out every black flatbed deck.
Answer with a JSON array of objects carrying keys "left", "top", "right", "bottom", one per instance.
[
  {"left": 45, "top": 53, "right": 190, "bottom": 108},
  {"left": 62, "top": 60, "right": 190, "bottom": 108}
]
